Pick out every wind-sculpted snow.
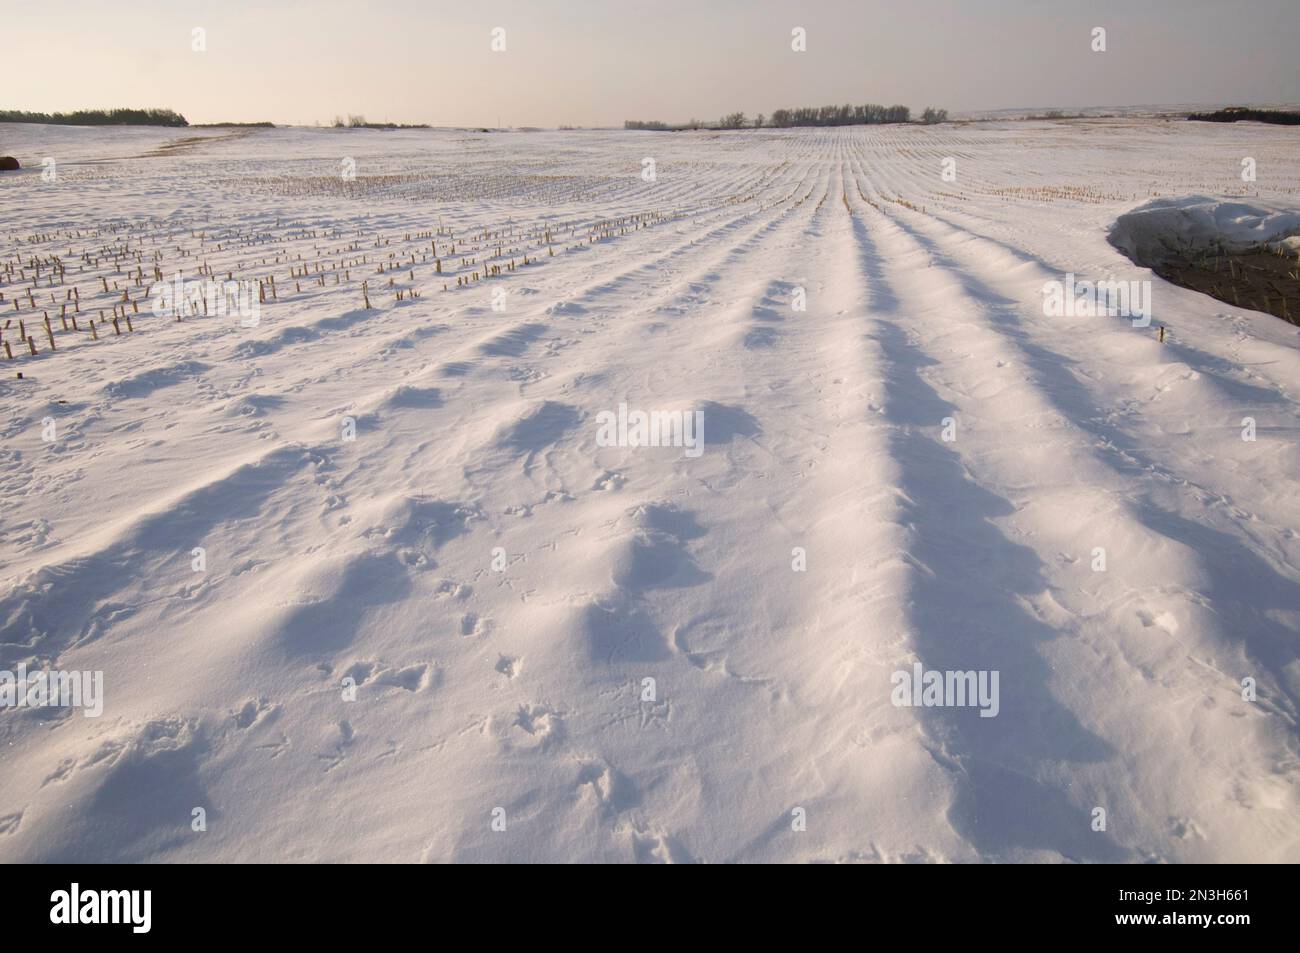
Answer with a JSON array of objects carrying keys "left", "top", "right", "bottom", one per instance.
[{"left": 0, "top": 120, "right": 1298, "bottom": 863}]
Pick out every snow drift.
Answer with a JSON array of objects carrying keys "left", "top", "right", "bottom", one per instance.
[{"left": 1108, "top": 195, "right": 1300, "bottom": 266}]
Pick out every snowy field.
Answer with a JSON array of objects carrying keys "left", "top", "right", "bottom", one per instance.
[{"left": 1, "top": 118, "right": 1298, "bottom": 862}]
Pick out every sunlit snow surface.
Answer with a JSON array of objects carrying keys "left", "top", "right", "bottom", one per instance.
[{"left": 1, "top": 119, "right": 1298, "bottom": 862}]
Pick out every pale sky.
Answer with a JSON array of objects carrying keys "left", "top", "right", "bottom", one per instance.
[{"left": 2, "top": 0, "right": 1297, "bottom": 127}]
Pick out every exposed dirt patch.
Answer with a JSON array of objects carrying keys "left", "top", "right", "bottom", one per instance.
[
  {"left": 1149, "top": 244, "right": 1300, "bottom": 326},
  {"left": 135, "top": 127, "right": 256, "bottom": 158}
]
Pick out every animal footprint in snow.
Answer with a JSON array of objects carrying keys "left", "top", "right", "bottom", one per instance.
[
  {"left": 341, "top": 659, "right": 434, "bottom": 692},
  {"left": 397, "top": 548, "right": 432, "bottom": 569},
  {"left": 232, "top": 696, "right": 279, "bottom": 729},
  {"left": 576, "top": 760, "right": 639, "bottom": 816},
  {"left": 493, "top": 703, "right": 563, "bottom": 750},
  {"left": 318, "top": 720, "right": 355, "bottom": 770},
  {"left": 435, "top": 580, "right": 472, "bottom": 600},
  {"left": 374, "top": 663, "right": 435, "bottom": 692},
  {"left": 1136, "top": 608, "right": 1179, "bottom": 634},
  {"left": 627, "top": 826, "right": 692, "bottom": 864}
]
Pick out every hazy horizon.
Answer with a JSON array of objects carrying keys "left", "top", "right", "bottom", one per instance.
[{"left": 3, "top": 0, "right": 1298, "bottom": 128}]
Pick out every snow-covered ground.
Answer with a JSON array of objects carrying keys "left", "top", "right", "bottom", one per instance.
[{"left": 1, "top": 118, "right": 1297, "bottom": 862}]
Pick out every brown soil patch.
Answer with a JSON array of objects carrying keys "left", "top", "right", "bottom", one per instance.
[{"left": 1150, "top": 244, "right": 1300, "bottom": 326}]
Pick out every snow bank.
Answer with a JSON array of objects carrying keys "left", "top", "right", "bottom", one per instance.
[{"left": 1108, "top": 195, "right": 1300, "bottom": 266}]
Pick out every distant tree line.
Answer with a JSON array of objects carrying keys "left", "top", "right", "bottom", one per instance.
[
  {"left": 625, "top": 104, "right": 949, "bottom": 131},
  {"left": 769, "top": 103, "right": 912, "bottom": 126},
  {"left": 0, "top": 108, "right": 189, "bottom": 126},
  {"left": 1186, "top": 107, "right": 1300, "bottom": 126},
  {"left": 333, "top": 114, "right": 430, "bottom": 129}
]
